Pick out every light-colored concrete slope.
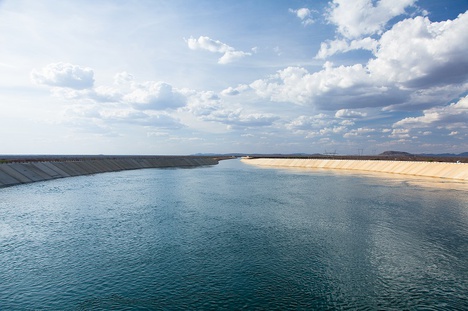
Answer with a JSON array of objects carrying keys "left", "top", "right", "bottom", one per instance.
[{"left": 242, "top": 158, "right": 468, "bottom": 181}]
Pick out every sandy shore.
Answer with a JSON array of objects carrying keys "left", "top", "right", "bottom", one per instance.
[{"left": 241, "top": 158, "right": 468, "bottom": 182}]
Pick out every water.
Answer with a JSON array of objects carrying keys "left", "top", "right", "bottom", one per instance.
[{"left": 1, "top": 159, "right": 467, "bottom": 310}]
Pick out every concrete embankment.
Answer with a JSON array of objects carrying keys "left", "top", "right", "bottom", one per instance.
[
  {"left": 0, "top": 157, "right": 221, "bottom": 188},
  {"left": 241, "top": 158, "right": 468, "bottom": 181}
]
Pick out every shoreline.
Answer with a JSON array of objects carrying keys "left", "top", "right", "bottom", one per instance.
[{"left": 241, "top": 158, "right": 468, "bottom": 182}]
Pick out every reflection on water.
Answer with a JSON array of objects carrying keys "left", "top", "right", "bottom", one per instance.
[
  {"left": 0, "top": 159, "right": 467, "bottom": 310},
  {"left": 260, "top": 164, "right": 468, "bottom": 191}
]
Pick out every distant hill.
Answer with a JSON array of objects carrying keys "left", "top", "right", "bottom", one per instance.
[
  {"left": 191, "top": 151, "right": 468, "bottom": 158},
  {"left": 379, "top": 151, "right": 468, "bottom": 157},
  {"left": 419, "top": 152, "right": 468, "bottom": 157},
  {"left": 379, "top": 151, "right": 414, "bottom": 157}
]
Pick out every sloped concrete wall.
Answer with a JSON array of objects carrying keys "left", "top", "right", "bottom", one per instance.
[
  {"left": 0, "top": 157, "right": 220, "bottom": 188},
  {"left": 242, "top": 158, "right": 468, "bottom": 181}
]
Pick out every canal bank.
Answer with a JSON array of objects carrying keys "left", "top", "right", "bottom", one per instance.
[
  {"left": 0, "top": 156, "right": 222, "bottom": 188},
  {"left": 241, "top": 158, "right": 468, "bottom": 181}
]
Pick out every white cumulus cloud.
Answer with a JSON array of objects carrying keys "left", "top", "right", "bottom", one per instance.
[
  {"left": 250, "top": 62, "right": 404, "bottom": 110},
  {"left": 185, "top": 90, "right": 221, "bottom": 117},
  {"left": 343, "top": 127, "right": 375, "bottom": 138},
  {"left": 326, "top": 0, "right": 417, "bottom": 39},
  {"left": 335, "top": 109, "right": 368, "bottom": 119},
  {"left": 51, "top": 86, "right": 121, "bottom": 103},
  {"left": 316, "top": 37, "right": 378, "bottom": 59},
  {"left": 389, "top": 128, "right": 411, "bottom": 139},
  {"left": 393, "top": 95, "right": 468, "bottom": 130},
  {"left": 204, "top": 109, "right": 279, "bottom": 128},
  {"left": 187, "top": 36, "right": 251, "bottom": 64},
  {"left": 114, "top": 71, "right": 134, "bottom": 86},
  {"left": 289, "top": 8, "right": 315, "bottom": 26},
  {"left": 317, "top": 0, "right": 417, "bottom": 58},
  {"left": 221, "top": 84, "right": 250, "bottom": 96},
  {"left": 31, "top": 62, "right": 94, "bottom": 89},
  {"left": 286, "top": 114, "right": 333, "bottom": 131},
  {"left": 368, "top": 12, "right": 468, "bottom": 88},
  {"left": 124, "top": 81, "right": 186, "bottom": 110}
]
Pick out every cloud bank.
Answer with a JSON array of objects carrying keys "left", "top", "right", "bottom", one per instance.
[
  {"left": 20, "top": 1, "right": 468, "bottom": 154},
  {"left": 253, "top": 11, "right": 468, "bottom": 112},
  {"left": 394, "top": 95, "right": 468, "bottom": 130}
]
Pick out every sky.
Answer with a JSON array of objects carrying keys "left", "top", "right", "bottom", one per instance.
[{"left": 1, "top": 0, "right": 467, "bottom": 155}]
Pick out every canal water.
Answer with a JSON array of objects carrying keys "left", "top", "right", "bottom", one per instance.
[{"left": 1, "top": 159, "right": 467, "bottom": 310}]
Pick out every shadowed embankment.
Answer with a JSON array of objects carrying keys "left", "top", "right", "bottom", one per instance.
[{"left": 0, "top": 156, "right": 225, "bottom": 188}]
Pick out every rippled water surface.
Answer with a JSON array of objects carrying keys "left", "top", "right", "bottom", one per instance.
[{"left": 1, "top": 159, "right": 467, "bottom": 310}]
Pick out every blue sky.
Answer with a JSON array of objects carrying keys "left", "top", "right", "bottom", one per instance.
[{"left": 1, "top": 0, "right": 467, "bottom": 155}]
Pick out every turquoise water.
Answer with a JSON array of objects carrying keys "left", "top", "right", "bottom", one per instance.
[{"left": 1, "top": 159, "right": 467, "bottom": 310}]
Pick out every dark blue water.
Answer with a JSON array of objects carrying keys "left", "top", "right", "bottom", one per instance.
[{"left": 1, "top": 159, "right": 467, "bottom": 310}]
